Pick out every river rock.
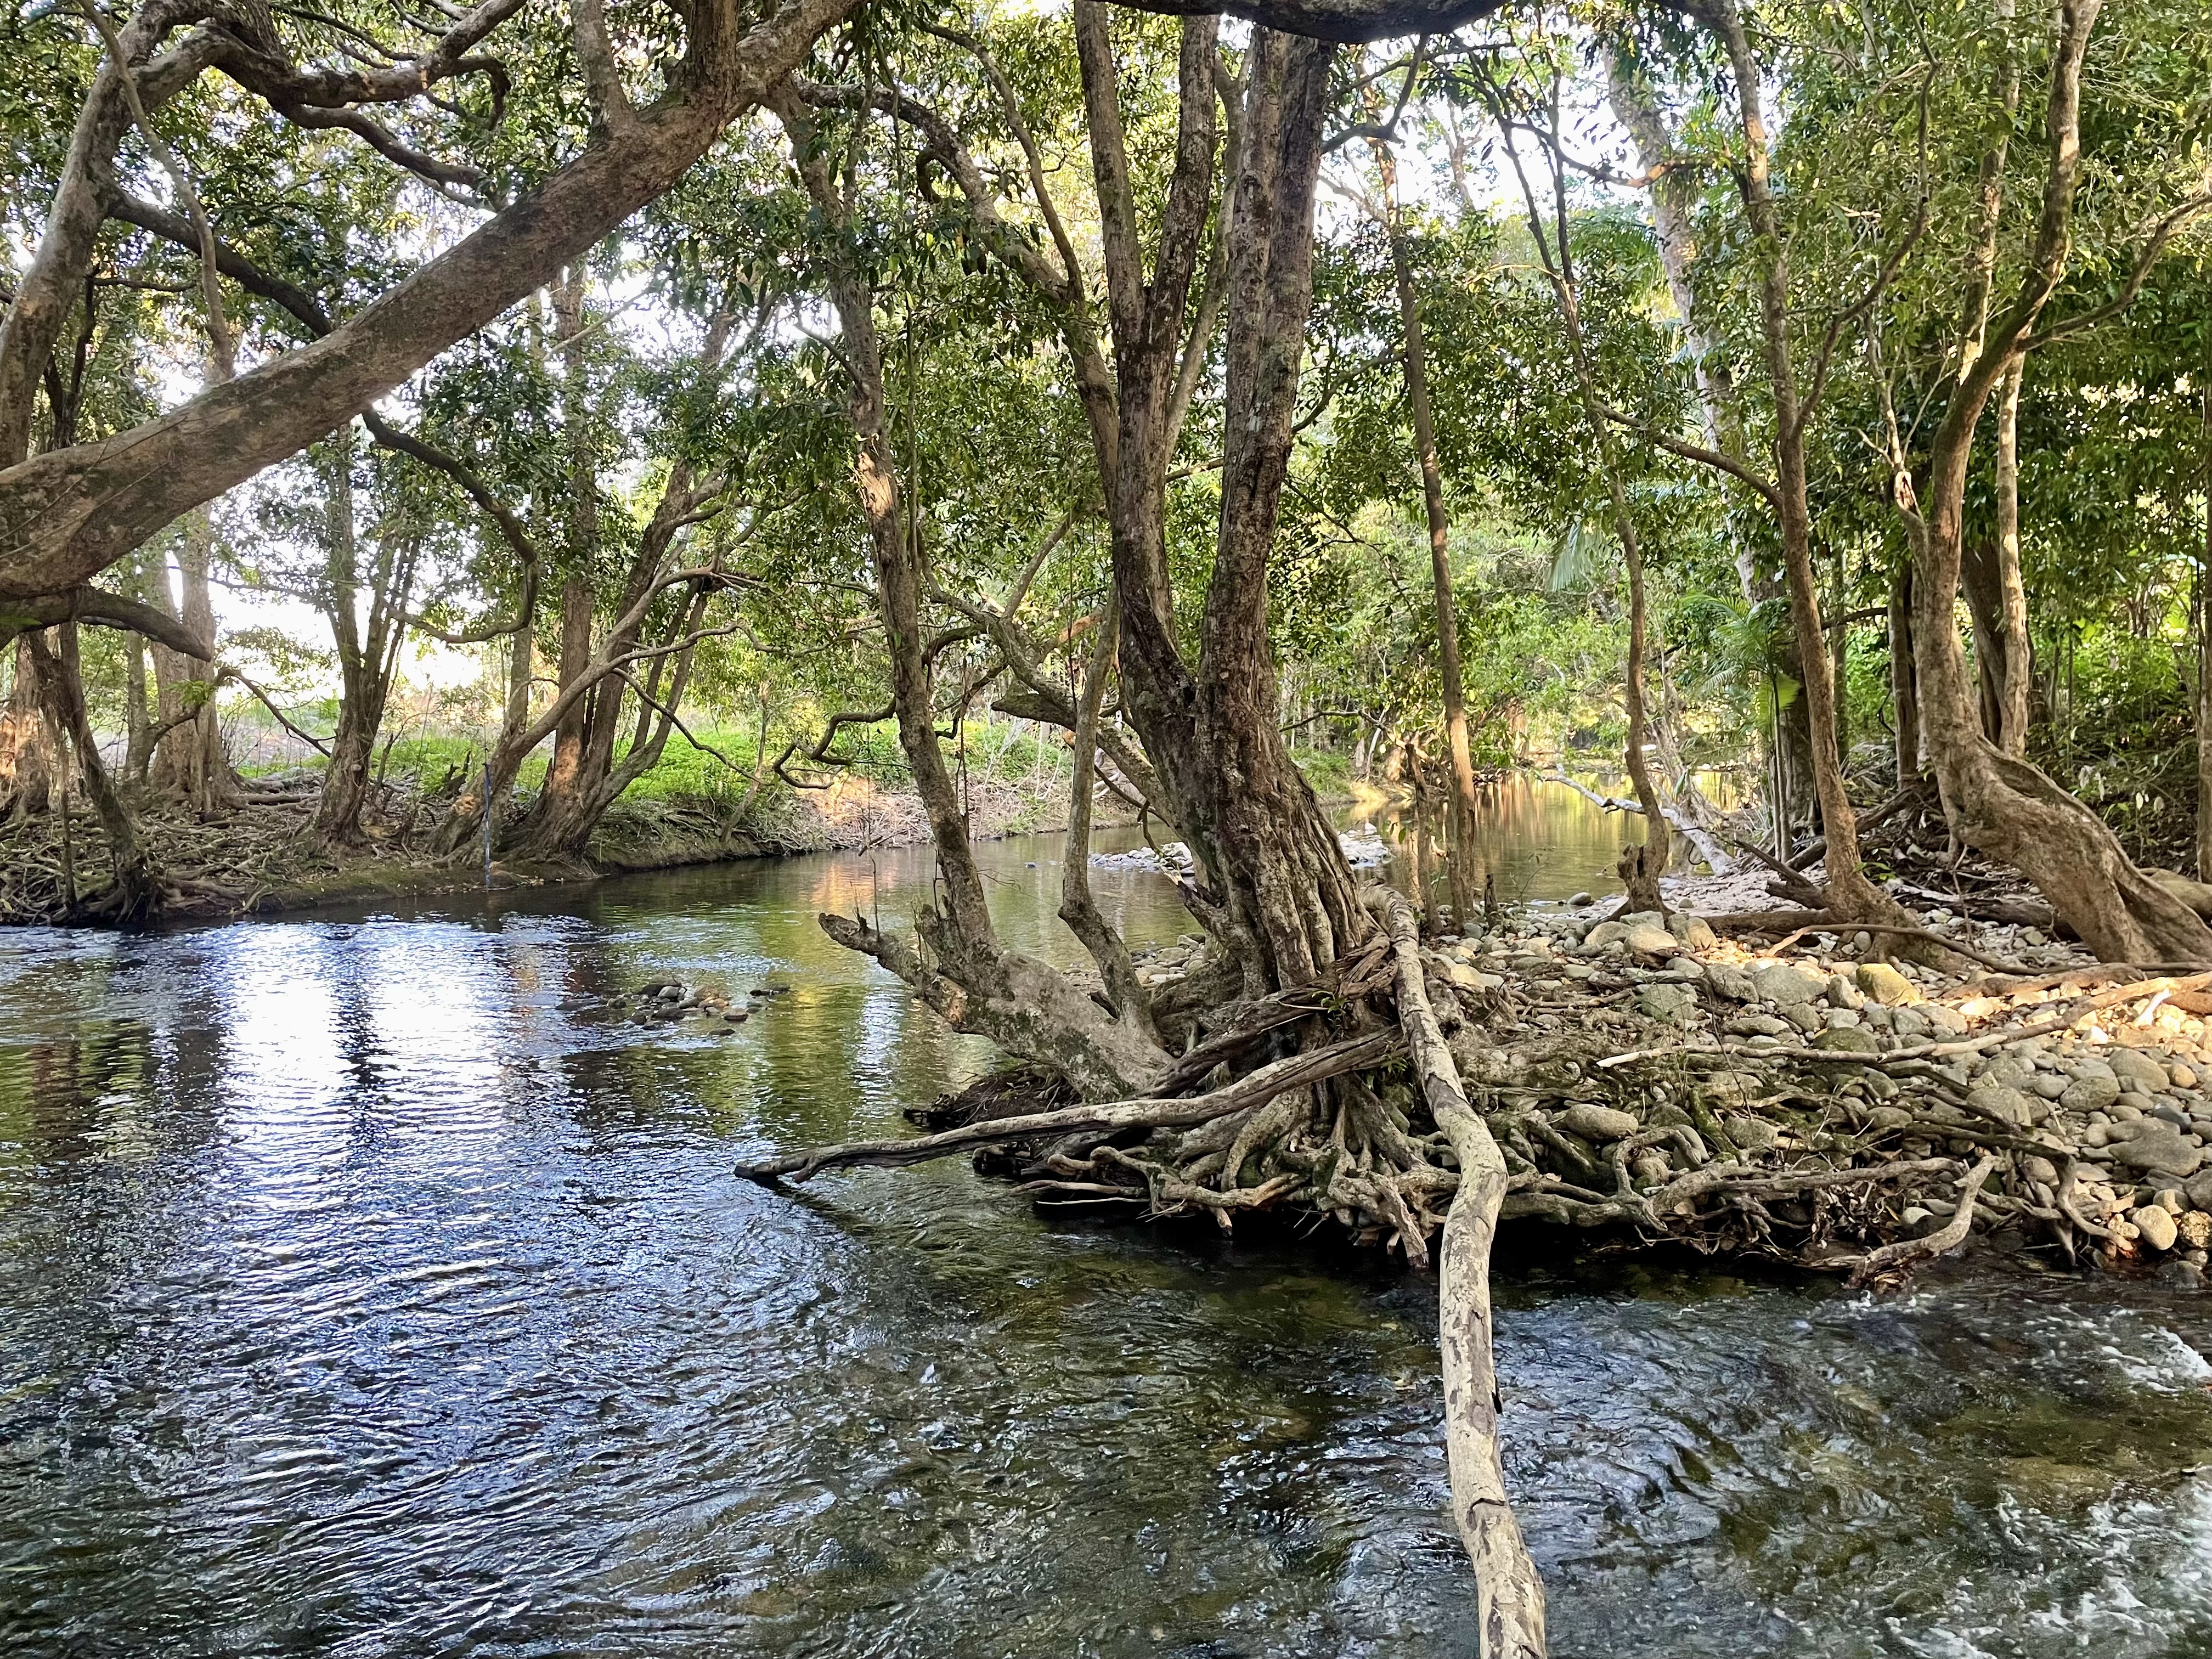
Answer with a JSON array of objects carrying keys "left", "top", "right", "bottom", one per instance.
[
  {"left": 1856, "top": 962, "right": 1922, "bottom": 1007},
  {"left": 1779, "top": 1002, "right": 1825, "bottom": 1035},
  {"left": 1704, "top": 962, "right": 1757, "bottom": 1003},
  {"left": 1979, "top": 1056, "right": 2035, "bottom": 1089},
  {"left": 1753, "top": 962, "right": 1827, "bottom": 1007},
  {"left": 1559, "top": 1103, "right": 1640, "bottom": 1142},
  {"left": 1813, "top": 1026, "right": 1882, "bottom": 1054},
  {"left": 1727, "top": 1013, "right": 1790, "bottom": 1037},
  {"left": 1623, "top": 923, "right": 1679, "bottom": 958},
  {"left": 1667, "top": 913, "right": 1719, "bottom": 951},
  {"left": 2172, "top": 1062, "right": 2200, "bottom": 1089},
  {"left": 1924, "top": 1006, "right": 1968, "bottom": 1037},
  {"left": 1965, "top": 1083, "right": 2041, "bottom": 1126},
  {"left": 2021, "top": 1155, "right": 2060, "bottom": 1186},
  {"left": 1865, "top": 1104, "right": 1914, "bottom": 1130},
  {"left": 1664, "top": 956, "right": 1706, "bottom": 981},
  {"left": 1637, "top": 983, "right": 1699, "bottom": 1025},
  {"left": 2061, "top": 1074, "right": 2121, "bottom": 1113},
  {"left": 2180, "top": 1211, "right": 2212, "bottom": 1250},
  {"left": 1569, "top": 891, "right": 1594, "bottom": 907},
  {"left": 1827, "top": 974, "right": 1864, "bottom": 1010},
  {"left": 2135, "top": 1205, "right": 2181, "bottom": 1252},
  {"left": 2108, "top": 1121, "right": 2203, "bottom": 1178},
  {"left": 2030, "top": 1074, "right": 2069, "bottom": 1101},
  {"left": 1726, "top": 1116, "right": 1781, "bottom": 1150},
  {"left": 1703, "top": 1070, "right": 1767, "bottom": 1104},
  {"left": 1892, "top": 1008, "right": 1931, "bottom": 1040},
  {"left": 1581, "top": 920, "right": 1630, "bottom": 951},
  {"left": 2111, "top": 1050, "right": 2170, "bottom": 1089}
]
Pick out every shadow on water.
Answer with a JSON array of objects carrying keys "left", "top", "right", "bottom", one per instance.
[{"left": 4, "top": 793, "right": 2212, "bottom": 1656}]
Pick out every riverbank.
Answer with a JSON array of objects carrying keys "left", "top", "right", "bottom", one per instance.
[
  {"left": 1249, "top": 904, "right": 2211, "bottom": 1277},
  {"left": 0, "top": 763, "right": 1182, "bottom": 926},
  {"left": 774, "top": 890, "right": 2212, "bottom": 1285}
]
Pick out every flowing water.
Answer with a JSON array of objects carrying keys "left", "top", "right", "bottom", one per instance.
[{"left": 4, "top": 778, "right": 2211, "bottom": 1658}]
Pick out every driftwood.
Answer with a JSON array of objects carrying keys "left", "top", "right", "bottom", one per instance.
[{"left": 1543, "top": 767, "right": 1730, "bottom": 876}]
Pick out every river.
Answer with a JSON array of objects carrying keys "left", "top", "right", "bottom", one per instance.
[{"left": 4, "top": 778, "right": 2211, "bottom": 1657}]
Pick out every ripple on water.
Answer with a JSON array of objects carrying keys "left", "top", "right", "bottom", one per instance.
[{"left": 4, "top": 839, "right": 2212, "bottom": 1657}]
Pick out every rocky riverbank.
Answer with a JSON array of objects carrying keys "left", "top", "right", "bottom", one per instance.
[{"left": 1114, "top": 901, "right": 2212, "bottom": 1280}]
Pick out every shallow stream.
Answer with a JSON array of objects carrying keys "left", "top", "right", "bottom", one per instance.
[{"left": 5, "top": 778, "right": 2211, "bottom": 1657}]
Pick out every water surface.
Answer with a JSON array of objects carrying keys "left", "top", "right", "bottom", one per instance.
[{"left": 4, "top": 800, "right": 2211, "bottom": 1657}]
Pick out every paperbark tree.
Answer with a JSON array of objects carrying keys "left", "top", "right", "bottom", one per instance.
[
  {"left": 1625, "top": 0, "right": 1921, "bottom": 934},
  {"left": 312, "top": 423, "right": 420, "bottom": 847}
]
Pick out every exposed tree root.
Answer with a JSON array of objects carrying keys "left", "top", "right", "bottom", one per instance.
[{"left": 753, "top": 885, "right": 2212, "bottom": 1659}]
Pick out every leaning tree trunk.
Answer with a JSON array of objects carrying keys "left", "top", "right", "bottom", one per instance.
[{"left": 1899, "top": 0, "right": 2212, "bottom": 963}]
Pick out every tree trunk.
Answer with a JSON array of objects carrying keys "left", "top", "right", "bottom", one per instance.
[
  {"left": 1889, "top": 561, "right": 1920, "bottom": 786},
  {"left": 0, "top": 0, "right": 870, "bottom": 601},
  {"left": 1992, "top": 358, "right": 2033, "bottom": 754},
  {"left": 1893, "top": 0, "right": 2212, "bottom": 963},
  {"left": 775, "top": 87, "right": 1172, "bottom": 1101},
  {"left": 2198, "top": 371, "right": 2212, "bottom": 879},
  {"left": 24, "top": 625, "right": 157, "bottom": 923},
  {"left": 528, "top": 269, "right": 602, "bottom": 859},
  {"left": 1701, "top": 0, "right": 1909, "bottom": 932},
  {"left": 1194, "top": 29, "right": 1365, "bottom": 991},
  {"left": 122, "top": 628, "right": 149, "bottom": 781},
  {"left": 151, "top": 507, "right": 239, "bottom": 814},
  {"left": 1, "top": 636, "right": 59, "bottom": 820},
  {"left": 1377, "top": 148, "right": 1479, "bottom": 933}
]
